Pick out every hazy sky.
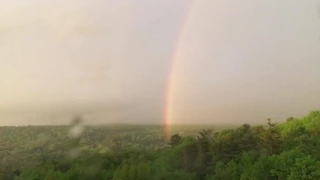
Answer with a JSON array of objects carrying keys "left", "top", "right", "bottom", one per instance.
[{"left": 0, "top": 0, "right": 320, "bottom": 125}]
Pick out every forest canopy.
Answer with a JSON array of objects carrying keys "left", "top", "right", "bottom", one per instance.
[{"left": 1, "top": 111, "right": 320, "bottom": 180}]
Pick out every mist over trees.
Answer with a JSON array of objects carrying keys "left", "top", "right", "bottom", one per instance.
[{"left": 1, "top": 111, "right": 320, "bottom": 179}]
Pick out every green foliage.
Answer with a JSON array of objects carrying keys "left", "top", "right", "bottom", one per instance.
[
  {"left": 288, "top": 155, "right": 320, "bottom": 180},
  {"left": 286, "top": 117, "right": 295, "bottom": 122},
  {"left": 43, "top": 170, "right": 64, "bottom": 180},
  {"left": 241, "top": 156, "right": 273, "bottom": 180},
  {"left": 1, "top": 111, "right": 320, "bottom": 179},
  {"left": 269, "top": 149, "right": 305, "bottom": 179},
  {"left": 212, "top": 124, "right": 259, "bottom": 163},
  {"left": 168, "top": 134, "right": 183, "bottom": 147},
  {"left": 260, "top": 118, "right": 282, "bottom": 155}
]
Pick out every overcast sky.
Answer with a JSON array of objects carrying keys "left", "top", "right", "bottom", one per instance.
[{"left": 0, "top": 0, "right": 319, "bottom": 125}]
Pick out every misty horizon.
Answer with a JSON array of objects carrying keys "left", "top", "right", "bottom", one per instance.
[{"left": 1, "top": 0, "right": 320, "bottom": 125}]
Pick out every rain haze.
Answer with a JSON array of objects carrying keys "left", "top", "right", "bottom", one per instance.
[{"left": 0, "top": 0, "right": 320, "bottom": 125}]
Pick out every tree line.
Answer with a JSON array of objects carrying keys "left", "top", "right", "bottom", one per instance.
[{"left": 1, "top": 111, "right": 320, "bottom": 179}]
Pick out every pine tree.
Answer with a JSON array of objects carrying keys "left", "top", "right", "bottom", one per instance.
[{"left": 260, "top": 118, "right": 282, "bottom": 155}]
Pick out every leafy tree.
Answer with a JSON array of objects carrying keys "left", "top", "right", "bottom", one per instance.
[
  {"left": 288, "top": 155, "right": 320, "bottom": 180},
  {"left": 168, "top": 134, "right": 182, "bottom": 147},
  {"left": 197, "top": 129, "right": 213, "bottom": 154},
  {"left": 286, "top": 117, "right": 295, "bottom": 122},
  {"left": 212, "top": 124, "right": 258, "bottom": 163},
  {"left": 196, "top": 129, "right": 214, "bottom": 179}
]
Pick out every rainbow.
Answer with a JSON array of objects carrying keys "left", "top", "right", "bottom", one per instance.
[{"left": 163, "top": 1, "right": 196, "bottom": 142}]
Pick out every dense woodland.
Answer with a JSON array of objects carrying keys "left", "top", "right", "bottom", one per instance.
[{"left": 1, "top": 111, "right": 320, "bottom": 179}]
